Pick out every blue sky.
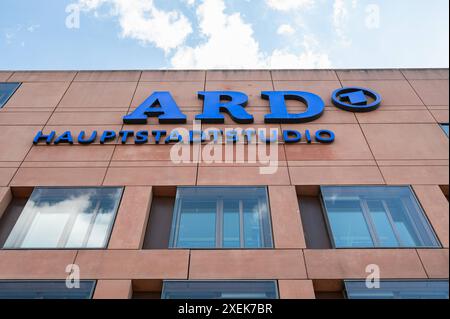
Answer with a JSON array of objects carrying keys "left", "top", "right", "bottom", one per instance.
[{"left": 0, "top": 0, "right": 448, "bottom": 70}]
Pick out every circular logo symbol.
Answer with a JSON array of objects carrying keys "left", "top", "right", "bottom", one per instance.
[{"left": 332, "top": 87, "right": 382, "bottom": 112}]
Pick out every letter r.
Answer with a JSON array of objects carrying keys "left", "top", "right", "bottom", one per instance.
[{"left": 196, "top": 91, "right": 254, "bottom": 124}]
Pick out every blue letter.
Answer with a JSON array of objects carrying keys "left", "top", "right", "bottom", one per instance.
[
  {"left": 196, "top": 91, "right": 253, "bottom": 124},
  {"left": 262, "top": 91, "right": 324, "bottom": 124},
  {"left": 315, "top": 130, "right": 335, "bottom": 144},
  {"left": 165, "top": 130, "right": 183, "bottom": 144},
  {"left": 119, "top": 131, "right": 134, "bottom": 144},
  {"left": 100, "top": 131, "right": 116, "bottom": 144},
  {"left": 207, "top": 129, "right": 222, "bottom": 143},
  {"left": 189, "top": 130, "right": 206, "bottom": 144},
  {"left": 78, "top": 131, "right": 97, "bottom": 144},
  {"left": 135, "top": 131, "right": 149, "bottom": 144},
  {"left": 33, "top": 131, "right": 55, "bottom": 145},
  {"left": 225, "top": 130, "right": 239, "bottom": 144},
  {"left": 283, "top": 130, "right": 302, "bottom": 143},
  {"left": 243, "top": 129, "right": 256, "bottom": 143},
  {"left": 54, "top": 131, "right": 74, "bottom": 145},
  {"left": 259, "top": 130, "right": 278, "bottom": 144},
  {"left": 123, "top": 92, "right": 187, "bottom": 124},
  {"left": 152, "top": 130, "right": 167, "bottom": 144}
]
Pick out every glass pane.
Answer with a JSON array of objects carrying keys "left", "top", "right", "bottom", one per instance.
[
  {"left": 243, "top": 199, "right": 262, "bottom": 248},
  {"left": 20, "top": 212, "right": 70, "bottom": 248},
  {"left": 345, "top": 280, "right": 449, "bottom": 299},
  {"left": 223, "top": 200, "right": 240, "bottom": 248},
  {"left": 385, "top": 199, "right": 420, "bottom": 246},
  {"left": 65, "top": 212, "right": 94, "bottom": 248},
  {"left": 440, "top": 124, "right": 449, "bottom": 137},
  {"left": 321, "top": 186, "right": 440, "bottom": 248},
  {"left": 0, "top": 82, "right": 20, "bottom": 108},
  {"left": 176, "top": 200, "right": 216, "bottom": 248},
  {"left": 4, "top": 188, "right": 122, "bottom": 249},
  {"left": 170, "top": 187, "right": 273, "bottom": 249},
  {"left": 86, "top": 211, "right": 115, "bottom": 248},
  {"left": 323, "top": 197, "right": 374, "bottom": 248},
  {"left": 0, "top": 281, "right": 95, "bottom": 299},
  {"left": 162, "top": 281, "right": 278, "bottom": 299},
  {"left": 366, "top": 200, "right": 399, "bottom": 247}
]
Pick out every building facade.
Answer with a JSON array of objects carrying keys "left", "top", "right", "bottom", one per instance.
[{"left": 0, "top": 69, "right": 448, "bottom": 299}]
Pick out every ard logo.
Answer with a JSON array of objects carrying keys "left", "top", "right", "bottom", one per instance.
[
  {"left": 123, "top": 87, "right": 382, "bottom": 124},
  {"left": 32, "top": 87, "right": 381, "bottom": 146}
]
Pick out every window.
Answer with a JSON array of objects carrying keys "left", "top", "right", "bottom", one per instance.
[
  {"left": 345, "top": 280, "right": 449, "bottom": 299},
  {"left": 321, "top": 186, "right": 440, "bottom": 248},
  {"left": 161, "top": 281, "right": 278, "bottom": 299},
  {"left": 0, "top": 281, "right": 96, "bottom": 299},
  {"left": 169, "top": 187, "right": 273, "bottom": 249},
  {"left": 440, "top": 123, "right": 449, "bottom": 137},
  {"left": 3, "top": 187, "right": 123, "bottom": 249},
  {"left": 0, "top": 82, "right": 21, "bottom": 108}
]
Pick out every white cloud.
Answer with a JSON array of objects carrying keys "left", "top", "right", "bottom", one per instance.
[
  {"left": 77, "top": 0, "right": 192, "bottom": 52},
  {"left": 76, "top": 0, "right": 331, "bottom": 69},
  {"left": 27, "top": 24, "right": 40, "bottom": 32},
  {"left": 171, "top": 0, "right": 330, "bottom": 69},
  {"left": 277, "top": 24, "right": 295, "bottom": 35},
  {"left": 333, "top": 0, "right": 357, "bottom": 46},
  {"left": 171, "top": 0, "right": 265, "bottom": 69},
  {"left": 269, "top": 35, "right": 331, "bottom": 68},
  {"left": 266, "top": 0, "right": 314, "bottom": 11}
]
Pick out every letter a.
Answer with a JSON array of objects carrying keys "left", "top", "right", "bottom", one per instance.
[{"left": 123, "top": 91, "right": 187, "bottom": 124}]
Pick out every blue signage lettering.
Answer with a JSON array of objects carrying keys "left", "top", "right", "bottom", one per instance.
[
  {"left": 135, "top": 130, "right": 149, "bottom": 144},
  {"left": 190, "top": 130, "right": 206, "bottom": 144},
  {"left": 78, "top": 131, "right": 97, "bottom": 144},
  {"left": 165, "top": 130, "right": 183, "bottom": 144},
  {"left": 196, "top": 91, "right": 254, "bottom": 124},
  {"left": 123, "top": 91, "right": 187, "bottom": 124},
  {"left": 332, "top": 87, "right": 382, "bottom": 112},
  {"left": 262, "top": 91, "right": 325, "bottom": 124},
  {"left": 305, "top": 130, "right": 312, "bottom": 143},
  {"left": 54, "top": 131, "right": 74, "bottom": 145},
  {"left": 33, "top": 131, "right": 56, "bottom": 145},
  {"left": 119, "top": 131, "right": 134, "bottom": 144},
  {"left": 315, "top": 129, "right": 335, "bottom": 144},
  {"left": 32, "top": 87, "right": 385, "bottom": 146},
  {"left": 32, "top": 129, "right": 337, "bottom": 145},
  {"left": 100, "top": 130, "right": 116, "bottom": 144},
  {"left": 152, "top": 130, "right": 166, "bottom": 144},
  {"left": 283, "top": 130, "right": 302, "bottom": 143},
  {"left": 243, "top": 129, "right": 256, "bottom": 143}
]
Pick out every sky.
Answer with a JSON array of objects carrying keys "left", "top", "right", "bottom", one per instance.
[{"left": 0, "top": 0, "right": 449, "bottom": 70}]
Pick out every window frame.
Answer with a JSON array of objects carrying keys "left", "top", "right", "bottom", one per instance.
[
  {"left": 169, "top": 186, "right": 274, "bottom": 249},
  {"left": 0, "top": 280, "right": 97, "bottom": 299},
  {"left": 320, "top": 185, "right": 441, "bottom": 249},
  {"left": 440, "top": 123, "right": 449, "bottom": 137},
  {"left": 2, "top": 186, "right": 124, "bottom": 250},
  {"left": 344, "top": 279, "right": 449, "bottom": 299},
  {"left": 0, "top": 82, "right": 21, "bottom": 108},
  {"left": 161, "top": 280, "right": 279, "bottom": 300}
]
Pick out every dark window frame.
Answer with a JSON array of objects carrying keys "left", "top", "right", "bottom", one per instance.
[
  {"left": 161, "top": 280, "right": 279, "bottom": 300},
  {"left": 439, "top": 123, "right": 449, "bottom": 137},
  {"left": 0, "top": 82, "right": 21, "bottom": 108},
  {"left": 319, "top": 185, "right": 441, "bottom": 249},
  {"left": 169, "top": 186, "right": 274, "bottom": 249},
  {"left": 0, "top": 280, "right": 96, "bottom": 299},
  {"left": 344, "top": 279, "right": 449, "bottom": 299},
  {"left": 1, "top": 186, "right": 124, "bottom": 250}
]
